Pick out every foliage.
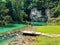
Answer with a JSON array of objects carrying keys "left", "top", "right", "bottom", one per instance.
[
  {"left": 0, "top": 0, "right": 60, "bottom": 26},
  {"left": 0, "top": 0, "right": 13, "bottom": 26},
  {"left": 10, "top": 0, "right": 25, "bottom": 23}
]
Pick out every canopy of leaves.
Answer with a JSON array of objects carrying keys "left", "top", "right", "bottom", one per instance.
[{"left": 0, "top": 0, "right": 60, "bottom": 26}]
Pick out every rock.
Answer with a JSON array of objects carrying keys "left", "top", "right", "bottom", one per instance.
[{"left": 22, "top": 30, "right": 40, "bottom": 36}]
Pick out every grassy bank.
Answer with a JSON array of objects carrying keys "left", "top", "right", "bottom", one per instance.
[
  {"left": 35, "top": 36, "right": 60, "bottom": 45},
  {"left": 35, "top": 26, "right": 60, "bottom": 45},
  {"left": 36, "top": 26, "right": 60, "bottom": 34}
]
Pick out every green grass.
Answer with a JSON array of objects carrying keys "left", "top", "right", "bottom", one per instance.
[
  {"left": 36, "top": 26, "right": 60, "bottom": 34},
  {"left": 35, "top": 26, "right": 60, "bottom": 45},
  {"left": 35, "top": 36, "right": 60, "bottom": 45}
]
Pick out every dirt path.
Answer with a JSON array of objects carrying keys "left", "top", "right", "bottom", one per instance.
[
  {"left": 25, "top": 26, "right": 60, "bottom": 37},
  {"left": 35, "top": 32, "right": 60, "bottom": 37},
  {"left": 23, "top": 25, "right": 36, "bottom": 31}
]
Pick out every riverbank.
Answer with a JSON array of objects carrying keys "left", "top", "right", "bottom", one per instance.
[
  {"left": 4, "top": 25, "right": 36, "bottom": 45},
  {"left": 0, "top": 24, "right": 27, "bottom": 45},
  {"left": 8, "top": 35, "right": 35, "bottom": 45},
  {"left": 0, "top": 24, "right": 27, "bottom": 33}
]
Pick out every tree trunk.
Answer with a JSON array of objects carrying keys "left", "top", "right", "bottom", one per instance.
[{"left": 45, "top": 8, "right": 51, "bottom": 23}]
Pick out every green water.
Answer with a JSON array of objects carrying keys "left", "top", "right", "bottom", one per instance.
[
  {"left": 0, "top": 24, "right": 27, "bottom": 33},
  {"left": 0, "top": 34, "right": 15, "bottom": 45},
  {"left": 31, "top": 22, "right": 47, "bottom": 25},
  {"left": 0, "top": 24, "right": 27, "bottom": 45}
]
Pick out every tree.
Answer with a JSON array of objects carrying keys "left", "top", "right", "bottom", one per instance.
[
  {"left": 0, "top": 0, "right": 13, "bottom": 26},
  {"left": 10, "top": 0, "right": 25, "bottom": 23}
]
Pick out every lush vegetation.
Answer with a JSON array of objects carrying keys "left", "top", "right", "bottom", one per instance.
[
  {"left": 0, "top": 0, "right": 60, "bottom": 26},
  {"left": 35, "top": 36, "right": 60, "bottom": 45},
  {"left": 35, "top": 26, "right": 60, "bottom": 45},
  {"left": 36, "top": 26, "right": 60, "bottom": 34}
]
